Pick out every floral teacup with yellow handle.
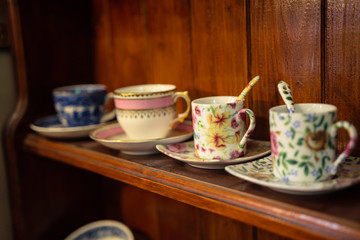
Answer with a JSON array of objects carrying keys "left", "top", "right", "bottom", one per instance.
[
  {"left": 270, "top": 103, "right": 357, "bottom": 182},
  {"left": 191, "top": 96, "right": 256, "bottom": 160}
]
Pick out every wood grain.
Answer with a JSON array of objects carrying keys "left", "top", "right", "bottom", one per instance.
[
  {"left": 95, "top": 0, "right": 148, "bottom": 90},
  {"left": 103, "top": 180, "right": 288, "bottom": 240},
  {"left": 93, "top": 0, "right": 114, "bottom": 89},
  {"left": 250, "top": 0, "right": 322, "bottom": 140},
  {"left": 190, "top": 0, "right": 248, "bottom": 99},
  {"left": 325, "top": 0, "right": 360, "bottom": 155},
  {"left": 23, "top": 134, "right": 360, "bottom": 240},
  {"left": 5, "top": 1, "right": 95, "bottom": 239},
  {"left": 6, "top": 0, "right": 360, "bottom": 239},
  {"left": 144, "top": 0, "right": 193, "bottom": 115},
  {"left": 145, "top": 0, "right": 192, "bottom": 88},
  {"left": 197, "top": 210, "right": 253, "bottom": 240},
  {"left": 21, "top": 155, "right": 104, "bottom": 240}
]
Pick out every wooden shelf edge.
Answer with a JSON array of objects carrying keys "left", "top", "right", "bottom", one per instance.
[{"left": 24, "top": 133, "right": 360, "bottom": 240}]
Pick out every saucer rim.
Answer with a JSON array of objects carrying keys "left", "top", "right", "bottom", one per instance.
[
  {"left": 156, "top": 139, "right": 271, "bottom": 165},
  {"left": 30, "top": 115, "right": 109, "bottom": 133},
  {"left": 90, "top": 120, "right": 193, "bottom": 144},
  {"left": 64, "top": 219, "right": 134, "bottom": 240},
  {"left": 224, "top": 155, "right": 360, "bottom": 194}
]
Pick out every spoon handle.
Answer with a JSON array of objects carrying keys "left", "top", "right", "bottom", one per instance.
[
  {"left": 278, "top": 81, "right": 295, "bottom": 113},
  {"left": 236, "top": 76, "right": 260, "bottom": 102}
]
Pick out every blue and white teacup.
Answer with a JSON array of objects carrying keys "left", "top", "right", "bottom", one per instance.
[{"left": 53, "top": 84, "right": 115, "bottom": 127}]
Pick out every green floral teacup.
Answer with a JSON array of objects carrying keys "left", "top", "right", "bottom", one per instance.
[
  {"left": 192, "top": 96, "right": 256, "bottom": 160},
  {"left": 270, "top": 103, "right": 357, "bottom": 182}
]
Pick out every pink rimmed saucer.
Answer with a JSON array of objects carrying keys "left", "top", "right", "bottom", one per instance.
[
  {"left": 156, "top": 140, "right": 271, "bottom": 169},
  {"left": 90, "top": 121, "right": 193, "bottom": 155}
]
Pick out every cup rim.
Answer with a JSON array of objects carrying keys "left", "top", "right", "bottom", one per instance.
[
  {"left": 114, "top": 84, "right": 176, "bottom": 97},
  {"left": 270, "top": 103, "right": 337, "bottom": 114},
  {"left": 192, "top": 96, "right": 242, "bottom": 105},
  {"left": 53, "top": 84, "right": 106, "bottom": 95}
]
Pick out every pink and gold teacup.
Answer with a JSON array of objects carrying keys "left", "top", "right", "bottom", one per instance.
[{"left": 114, "top": 84, "right": 190, "bottom": 139}]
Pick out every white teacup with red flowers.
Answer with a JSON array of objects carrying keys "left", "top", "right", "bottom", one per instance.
[
  {"left": 192, "top": 96, "right": 256, "bottom": 160},
  {"left": 270, "top": 103, "right": 357, "bottom": 182}
]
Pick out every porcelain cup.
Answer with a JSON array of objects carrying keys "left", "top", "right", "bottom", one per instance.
[
  {"left": 192, "top": 96, "right": 256, "bottom": 160},
  {"left": 114, "top": 84, "right": 190, "bottom": 139},
  {"left": 269, "top": 103, "right": 357, "bottom": 182},
  {"left": 53, "top": 84, "right": 115, "bottom": 127}
]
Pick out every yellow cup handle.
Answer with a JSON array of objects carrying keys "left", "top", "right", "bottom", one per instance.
[{"left": 169, "top": 91, "right": 191, "bottom": 129}]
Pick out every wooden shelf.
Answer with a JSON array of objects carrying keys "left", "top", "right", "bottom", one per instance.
[
  {"left": 24, "top": 133, "right": 360, "bottom": 240},
  {"left": 5, "top": 0, "right": 360, "bottom": 239}
]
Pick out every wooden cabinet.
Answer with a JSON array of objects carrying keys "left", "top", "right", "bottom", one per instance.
[{"left": 4, "top": 0, "right": 360, "bottom": 239}]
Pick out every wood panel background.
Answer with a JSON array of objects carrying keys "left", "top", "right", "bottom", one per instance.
[
  {"left": 13, "top": 0, "right": 359, "bottom": 153},
  {"left": 5, "top": 0, "right": 360, "bottom": 239},
  {"left": 92, "top": 0, "right": 360, "bottom": 154},
  {"left": 250, "top": 0, "right": 322, "bottom": 139}
]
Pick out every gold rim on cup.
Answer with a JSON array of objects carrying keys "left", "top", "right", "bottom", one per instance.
[{"left": 114, "top": 84, "right": 177, "bottom": 99}]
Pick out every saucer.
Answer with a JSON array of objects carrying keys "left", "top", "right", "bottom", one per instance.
[
  {"left": 90, "top": 121, "right": 193, "bottom": 155},
  {"left": 30, "top": 115, "right": 111, "bottom": 139},
  {"left": 65, "top": 220, "right": 134, "bottom": 240},
  {"left": 225, "top": 156, "right": 360, "bottom": 195},
  {"left": 156, "top": 140, "right": 271, "bottom": 169}
]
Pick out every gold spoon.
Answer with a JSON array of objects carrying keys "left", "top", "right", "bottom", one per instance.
[{"left": 236, "top": 76, "right": 260, "bottom": 102}]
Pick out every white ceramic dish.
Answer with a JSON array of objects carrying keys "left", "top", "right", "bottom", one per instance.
[
  {"left": 65, "top": 220, "right": 134, "bottom": 240},
  {"left": 156, "top": 139, "right": 271, "bottom": 169},
  {"left": 225, "top": 156, "right": 360, "bottom": 195},
  {"left": 90, "top": 121, "right": 193, "bottom": 155},
  {"left": 30, "top": 115, "right": 111, "bottom": 139}
]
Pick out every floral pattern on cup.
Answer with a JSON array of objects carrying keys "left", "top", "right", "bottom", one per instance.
[
  {"left": 270, "top": 104, "right": 357, "bottom": 182},
  {"left": 192, "top": 96, "right": 256, "bottom": 160}
]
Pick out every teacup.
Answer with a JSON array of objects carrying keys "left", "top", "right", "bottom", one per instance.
[
  {"left": 53, "top": 84, "right": 115, "bottom": 127},
  {"left": 114, "top": 84, "right": 190, "bottom": 139},
  {"left": 269, "top": 103, "right": 357, "bottom": 182},
  {"left": 192, "top": 96, "right": 256, "bottom": 160}
]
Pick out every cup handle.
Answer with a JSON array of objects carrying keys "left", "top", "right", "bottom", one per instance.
[
  {"left": 237, "top": 108, "right": 256, "bottom": 155},
  {"left": 328, "top": 121, "right": 358, "bottom": 174},
  {"left": 169, "top": 91, "right": 191, "bottom": 129},
  {"left": 100, "top": 92, "right": 116, "bottom": 123}
]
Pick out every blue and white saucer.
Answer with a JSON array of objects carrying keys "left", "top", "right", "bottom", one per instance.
[
  {"left": 30, "top": 115, "right": 114, "bottom": 139},
  {"left": 65, "top": 220, "right": 134, "bottom": 240}
]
